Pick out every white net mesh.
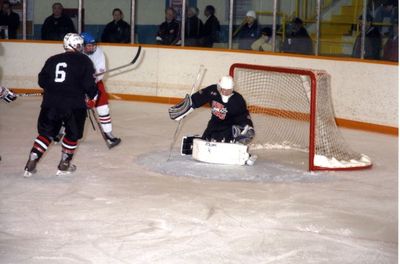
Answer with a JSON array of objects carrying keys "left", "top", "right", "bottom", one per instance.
[{"left": 231, "top": 64, "right": 372, "bottom": 170}]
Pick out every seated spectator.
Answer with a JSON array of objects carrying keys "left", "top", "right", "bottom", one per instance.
[
  {"left": 156, "top": 7, "right": 181, "bottom": 45},
  {"left": 0, "top": 1, "right": 20, "bottom": 39},
  {"left": 352, "top": 14, "right": 382, "bottom": 59},
  {"left": 382, "top": 18, "right": 398, "bottom": 61},
  {"left": 101, "top": 8, "right": 131, "bottom": 43},
  {"left": 251, "top": 27, "right": 280, "bottom": 52},
  {"left": 373, "top": 0, "right": 398, "bottom": 36},
  {"left": 201, "top": 5, "right": 220, "bottom": 47},
  {"left": 41, "top": 2, "right": 76, "bottom": 40},
  {"left": 236, "top": 10, "right": 260, "bottom": 50},
  {"left": 282, "top": 17, "right": 313, "bottom": 55},
  {"left": 185, "top": 7, "right": 203, "bottom": 47}
]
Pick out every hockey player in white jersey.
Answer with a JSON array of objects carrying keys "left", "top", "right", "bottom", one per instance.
[
  {"left": 79, "top": 32, "right": 121, "bottom": 148},
  {"left": 56, "top": 32, "right": 119, "bottom": 149}
]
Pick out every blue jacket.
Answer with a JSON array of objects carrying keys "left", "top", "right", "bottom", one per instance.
[{"left": 237, "top": 22, "right": 260, "bottom": 50}]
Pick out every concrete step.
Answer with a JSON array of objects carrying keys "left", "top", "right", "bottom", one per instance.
[
  {"left": 331, "top": 15, "right": 357, "bottom": 24},
  {"left": 341, "top": 5, "right": 362, "bottom": 16},
  {"left": 321, "top": 23, "right": 351, "bottom": 31}
]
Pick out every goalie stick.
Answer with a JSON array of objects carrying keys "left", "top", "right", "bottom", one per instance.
[
  {"left": 167, "top": 65, "right": 206, "bottom": 161},
  {"left": 94, "top": 46, "right": 142, "bottom": 77}
]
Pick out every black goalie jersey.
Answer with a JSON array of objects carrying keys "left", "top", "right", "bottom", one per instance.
[
  {"left": 191, "top": 84, "right": 253, "bottom": 142},
  {"left": 38, "top": 51, "right": 97, "bottom": 109}
]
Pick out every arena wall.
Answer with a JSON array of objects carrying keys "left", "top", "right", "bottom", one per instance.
[{"left": 0, "top": 41, "right": 397, "bottom": 133}]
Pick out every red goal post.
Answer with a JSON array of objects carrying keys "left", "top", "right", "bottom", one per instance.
[{"left": 229, "top": 63, "right": 372, "bottom": 171}]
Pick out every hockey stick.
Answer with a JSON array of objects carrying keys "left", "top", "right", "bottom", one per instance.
[
  {"left": 94, "top": 46, "right": 142, "bottom": 77},
  {"left": 167, "top": 65, "right": 206, "bottom": 161},
  {"left": 87, "top": 109, "right": 96, "bottom": 131},
  {"left": 88, "top": 108, "right": 113, "bottom": 149},
  {"left": 16, "top": 92, "right": 43, "bottom": 97}
]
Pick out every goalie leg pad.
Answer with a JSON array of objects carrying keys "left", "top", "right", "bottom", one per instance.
[
  {"left": 192, "top": 138, "right": 250, "bottom": 165},
  {"left": 169, "top": 94, "right": 193, "bottom": 121}
]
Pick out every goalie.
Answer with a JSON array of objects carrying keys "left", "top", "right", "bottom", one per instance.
[{"left": 169, "top": 75, "right": 256, "bottom": 165}]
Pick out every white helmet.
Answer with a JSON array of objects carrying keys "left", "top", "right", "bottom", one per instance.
[
  {"left": 218, "top": 75, "right": 234, "bottom": 90},
  {"left": 63, "top": 33, "right": 84, "bottom": 51}
]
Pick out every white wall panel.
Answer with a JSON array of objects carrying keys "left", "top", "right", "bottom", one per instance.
[{"left": 0, "top": 42, "right": 397, "bottom": 127}]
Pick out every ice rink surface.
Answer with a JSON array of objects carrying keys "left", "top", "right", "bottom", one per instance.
[{"left": 0, "top": 98, "right": 397, "bottom": 263}]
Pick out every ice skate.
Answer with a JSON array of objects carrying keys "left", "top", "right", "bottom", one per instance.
[
  {"left": 24, "top": 153, "right": 38, "bottom": 177},
  {"left": 56, "top": 159, "right": 77, "bottom": 176},
  {"left": 105, "top": 132, "right": 121, "bottom": 149},
  {"left": 246, "top": 154, "right": 258, "bottom": 166}
]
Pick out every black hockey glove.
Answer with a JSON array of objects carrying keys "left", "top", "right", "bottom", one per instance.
[
  {"left": 1, "top": 87, "right": 17, "bottom": 103},
  {"left": 232, "top": 125, "right": 255, "bottom": 145}
]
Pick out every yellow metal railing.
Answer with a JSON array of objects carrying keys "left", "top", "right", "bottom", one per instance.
[{"left": 255, "top": 0, "right": 395, "bottom": 56}]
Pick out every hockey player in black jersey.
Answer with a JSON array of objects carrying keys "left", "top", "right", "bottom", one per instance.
[
  {"left": 169, "top": 75, "right": 255, "bottom": 144},
  {"left": 23, "top": 33, "right": 98, "bottom": 177}
]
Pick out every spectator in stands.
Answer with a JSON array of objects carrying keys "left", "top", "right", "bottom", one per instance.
[
  {"left": 235, "top": 10, "right": 260, "bottom": 50},
  {"left": 373, "top": 0, "right": 398, "bottom": 36},
  {"left": 281, "top": 17, "right": 313, "bottom": 55},
  {"left": 352, "top": 14, "right": 382, "bottom": 59},
  {"left": 185, "top": 7, "right": 203, "bottom": 47},
  {"left": 0, "top": 1, "right": 20, "bottom": 39},
  {"left": 156, "top": 7, "right": 181, "bottom": 45},
  {"left": 201, "top": 5, "right": 220, "bottom": 47},
  {"left": 382, "top": 17, "right": 398, "bottom": 61},
  {"left": 41, "top": 2, "right": 76, "bottom": 40},
  {"left": 251, "top": 27, "right": 280, "bottom": 52},
  {"left": 101, "top": 8, "right": 131, "bottom": 43}
]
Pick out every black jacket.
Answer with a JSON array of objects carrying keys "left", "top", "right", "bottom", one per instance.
[
  {"left": 202, "top": 15, "right": 220, "bottom": 47},
  {"left": 185, "top": 16, "right": 203, "bottom": 39},
  {"left": 282, "top": 27, "right": 314, "bottom": 55},
  {"left": 0, "top": 10, "right": 20, "bottom": 39},
  {"left": 41, "top": 15, "right": 76, "bottom": 40},
  {"left": 101, "top": 20, "right": 131, "bottom": 43},
  {"left": 352, "top": 26, "right": 382, "bottom": 60},
  {"left": 156, "top": 19, "right": 181, "bottom": 45}
]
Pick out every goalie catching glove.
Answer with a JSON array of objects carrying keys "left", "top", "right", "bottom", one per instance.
[
  {"left": 232, "top": 124, "right": 255, "bottom": 145},
  {"left": 168, "top": 94, "right": 194, "bottom": 121},
  {"left": 0, "top": 86, "right": 17, "bottom": 103}
]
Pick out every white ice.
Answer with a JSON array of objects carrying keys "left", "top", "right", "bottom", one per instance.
[{"left": 0, "top": 97, "right": 397, "bottom": 263}]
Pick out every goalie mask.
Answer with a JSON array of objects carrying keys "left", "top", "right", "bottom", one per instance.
[
  {"left": 80, "top": 32, "right": 97, "bottom": 55},
  {"left": 63, "top": 33, "right": 84, "bottom": 52},
  {"left": 217, "top": 75, "right": 234, "bottom": 103}
]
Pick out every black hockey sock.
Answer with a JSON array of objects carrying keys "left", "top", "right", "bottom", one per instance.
[
  {"left": 61, "top": 137, "right": 77, "bottom": 156},
  {"left": 30, "top": 135, "right": 52, "bottom": 161}
]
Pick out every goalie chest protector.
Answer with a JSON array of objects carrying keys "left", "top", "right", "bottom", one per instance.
[{"left": 192, "top": 138, "right": 250, "bottom": 165}]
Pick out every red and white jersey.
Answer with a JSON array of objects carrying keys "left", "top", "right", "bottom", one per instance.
[{"left": 86, "top": 47, "right": 106, "bottom": 82}]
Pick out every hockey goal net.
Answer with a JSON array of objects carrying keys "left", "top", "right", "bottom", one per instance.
[{"left": 230, "top": 63, "right": 372, "bottom": 171}]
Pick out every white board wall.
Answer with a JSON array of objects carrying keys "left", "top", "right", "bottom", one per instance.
[{"left": 0, "top": 41, "right": 397, "bottom": 128}]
